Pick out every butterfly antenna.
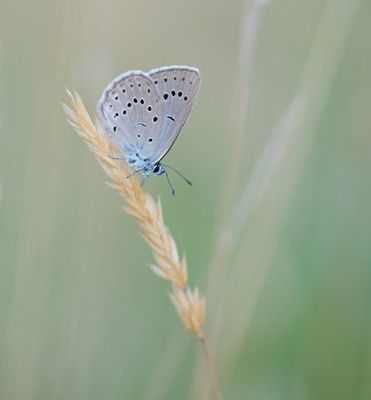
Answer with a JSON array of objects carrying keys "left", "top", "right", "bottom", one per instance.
[
  {"left": 162, "top": 164, "right": 192, "bottom": 186},
  {"left": 164, "top": 170, "right": 176, "bottom": 196}
]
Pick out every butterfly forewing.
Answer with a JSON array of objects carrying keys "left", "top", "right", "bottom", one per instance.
[
  {"left": 97, "top": 71, "right": 164, "bottom": 160},
  {"left": 148, "top": 66, "right": 201, "bottom": 162}
]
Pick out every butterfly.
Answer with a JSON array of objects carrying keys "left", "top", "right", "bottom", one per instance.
[{"left": 97, "top": 65, "right": 201, "bottom": 194}]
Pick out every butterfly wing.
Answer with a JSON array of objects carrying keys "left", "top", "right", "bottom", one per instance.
[
  {"left": 148, "top": 66, "right": 201, "bottom": 162},
  {"left": 97, "top": 71, "right": 164, "bottom": 161}
]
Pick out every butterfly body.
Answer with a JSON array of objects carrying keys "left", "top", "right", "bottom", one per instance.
[
  {"left": 125, "top": 147, "right": 165, "bottom": 177},
  {"left": 97, "top": 66, "right": 201, "bottom": 191}
]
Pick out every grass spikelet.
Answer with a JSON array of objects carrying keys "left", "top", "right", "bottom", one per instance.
[{"left": 170, "top": 287, "right": 206, "bottom": 337}]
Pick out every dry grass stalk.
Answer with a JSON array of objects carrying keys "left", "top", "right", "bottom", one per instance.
[
  {"left": 64, "top": 90, "right": 225, "bottom": 399},
  {"left": 63, "top": 90, "right": 224, "bottom": 399},
  {"left": 63, "top": 90, "right": 206, "bottom": 337},
  {"left": 63, "top": 91, "right": 224, "bottom": 399}
]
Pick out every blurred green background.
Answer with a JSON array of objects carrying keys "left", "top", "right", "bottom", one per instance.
[{"left": 1, "top": 0, "right": 371, "bottom": 399}]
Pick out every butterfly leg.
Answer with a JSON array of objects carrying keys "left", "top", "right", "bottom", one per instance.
[
  {"left": 140, "top": 173, "right": 150, "bottom": 187},
  {"left": 126, "top": 169, "right": 143, "bottom": 179}
]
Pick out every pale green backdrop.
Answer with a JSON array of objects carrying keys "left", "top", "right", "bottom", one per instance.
[{"left": 0, "top": 0, "right": 370, "bottom": 399}]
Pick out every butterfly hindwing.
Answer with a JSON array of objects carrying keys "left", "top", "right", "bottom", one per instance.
[{"left": 97, "top": 71, "right": 164, "bottom": 160}]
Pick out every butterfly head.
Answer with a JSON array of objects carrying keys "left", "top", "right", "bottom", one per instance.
[{"left": 151, "top": 162, "right": 165, "bottom": 176}]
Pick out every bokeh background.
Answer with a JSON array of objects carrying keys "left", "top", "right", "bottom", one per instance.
[{"left": 1, "top": 0, "right": 370, "bottom": 399}]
